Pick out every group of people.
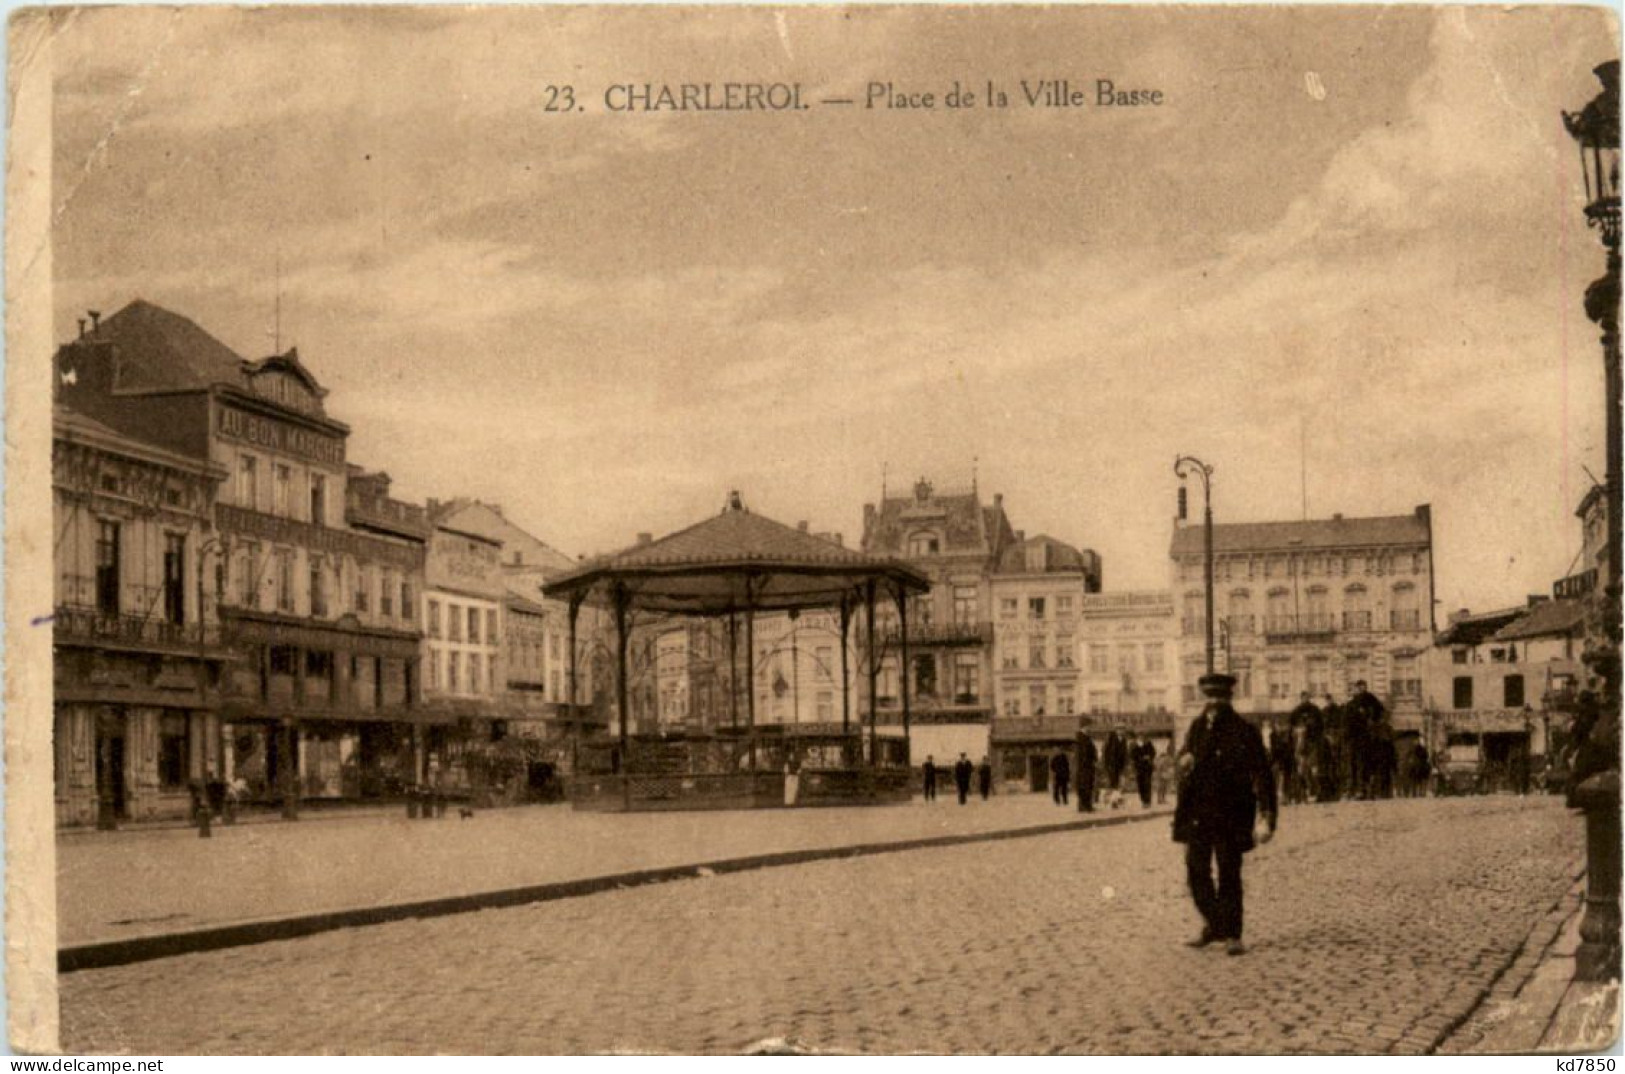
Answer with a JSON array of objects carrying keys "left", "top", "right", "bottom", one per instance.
[
  {"left": 1268, "top": 682, "right": 1416, "bottom": 804},
  {"left": 921, "top": 753, "right": 993, "bottom": 804},
  {"left": 1064, "top": 731, "right": 1172, "bottom": 811}
]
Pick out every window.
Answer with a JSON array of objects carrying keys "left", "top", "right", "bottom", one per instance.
[
  {"left": 1227, "top": 589, "right": 1253, "bottom": 635},
  {"left": 1390, "top": 657, "right": 1421, "bottom": 701},
  {"left": 1056, "top": 684, "right": 1076, "bottom": 714},
  {"left": 158, "top": 714, "right": 188, "bottom": 790},
  {"left": 309, "top": 555, "right": 327, "bottom": 618},
  {"left": 468, "top": 608, "right": 481, "bottom": 644},
  {"left": 1089, "top": 644, "right": 1110, "bottom": 675},
  {"left": 1146, "top": 688, "right": 1167, "bottom": 712},
  {"left": 1342, "top": 585, "right": 1371, "bottom": 631},
  {"left": 309, "top": 474, "right": 326, "bottom": 526},
  {"left": 1307, "top": 657, "right": 1330, "bottom": 698},
  {"left": 877, "top": 660, "right": 898, "bottom": 703},
  {"left": 273, "top": 464, "right": 292, "bottom": 516},
  {"left": 1117, "top": 646, "right": 1137, "bottom": 674},
  {"left": 953, "top": 586, "right": 978, "bottom": 623},
  {"left": 1028, "top": 597, "right": 1046, "bottom": 620},
  {"left": 999, "top": 598, "right": 1018, "bottom": 619},
  {"left": 380, "top": 572, "right": 395, "bottom": 618},
  {"left": 402, "top": 582, "right": 414, "bottom": 620},
  {"left": 1055, "top": 636, "right": 1075, "bottom": 668},
  {"left": 1267, "top": 663, "right": 1292, "bottom": 700},
  {"left": 448, "top": 604, "right": 463, "bottom": 642},
  {"left": 162, "top": 533, "right": 186, "bottom": 625},
  {"left": 1028, "top": 637, "right": 1046, "bottom": 669},
  {"left": 428, "top": 600, "right": 442, "bottom": 639},
  {"left": 815, "top": 646, "right": 834, "bottom": 679},
  {"left": 486, "top": 609, "right": 498, "bottom": 643},
  {"left": 1452, "top": 649, "right": 1469, "bottom": 665},
  {"left": 1089, "top": 691, "right": 1112, "bottom": 713},
  {"left": 1004, "top": 696, "right": 1021, "bottom": 717},
  {"left": 427, "top": 651, "right": 439, "bottom": 690},
  {"left": 469, "top": 654, "right": 483, "bottom": 695},
  {"left": 1452, "top": 677, "right": 1473, "bottom": 709},
  {"left": 1028, "top": 684, "right": 1047, "bottom": 716},
  {"left": 1304, "top": 587, "right": 1329, "bottom": 630},
  {"left": 913, "top": 654, "right": 936, "bottom": 697},
  {"left": 1056, "top": 595, "right": 1074, "bottom": 618},
  {"left": 276, "top": 549, "right": 295, "bottom": 612},
  {"left": 1391, "top": 583, "right": 1420, "bottom": 630},
  {"left": 95, "top": 520, "right": 121, "bottom": 615},
  {"left": 449, "top": 652, "right": 462, "bottom": 693},
  {"left": 1143, "top": 644, "right": 1165, "bottom": 673},
  {"left": 1504, "top": 674, "right": 1525, "bottom": 708},
  {"left": 237, "top": 454, "right": 259, "bottom": 509},
  {"left": 954, "top": 653, "right": 979, "bottom": 701},
  {"left": 816, "top": 691, "right": 834, "bottom": 721},
  {"left": 907, "top": 531, "right": 940, "bottom": 556},
  {"left": 355, "top": 566, "right": 371, "bottom": 614},
  {"left": 235, "top": 543, "right": 259, "bottom": 607},
  {"left": 1002, "top": 649, "right": 1020, "bottom": 670}
]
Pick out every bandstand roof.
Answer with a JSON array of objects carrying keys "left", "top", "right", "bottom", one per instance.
[{"left": 542, "top": 492, "right": 931, "bottom": 615}]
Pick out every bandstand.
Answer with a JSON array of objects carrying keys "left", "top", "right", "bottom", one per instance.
[{"left": 542, "top": 492, "right": 931, "bottom": 811}]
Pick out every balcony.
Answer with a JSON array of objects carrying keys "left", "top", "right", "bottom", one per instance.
[
  {"left": 52, "top": 604, "right": 222, "bottom": 655},
  {"left": 1263, "top": 614, "right": 1336, "bottom": 643},
  {"left": 345, "top": 491, "right": 431, "bottom": 540},
  {"left": 1389, "top": 609, "right": 1423, "bottom": 631}
]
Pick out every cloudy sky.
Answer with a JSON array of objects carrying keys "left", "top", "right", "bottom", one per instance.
[{"left": 47, "top": 4, "right": 1617, "bottom": 612}]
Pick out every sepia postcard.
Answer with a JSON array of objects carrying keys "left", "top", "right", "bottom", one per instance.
[{"left": 5, "top": 2, "right": 1623, "bottom": 1058}]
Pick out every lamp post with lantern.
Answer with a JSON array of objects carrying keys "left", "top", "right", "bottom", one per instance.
[{"left": 1562, "top": 57, "right": 1621, "bottom": 984}]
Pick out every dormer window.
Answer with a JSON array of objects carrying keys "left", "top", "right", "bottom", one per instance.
[{"left": 907, "top": 531, "right": 940, "bottom": 556}]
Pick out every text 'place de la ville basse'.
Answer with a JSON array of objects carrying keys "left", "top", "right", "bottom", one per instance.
[{"left": 32, "top": 28, "right": 1624, "bottom": 1054}]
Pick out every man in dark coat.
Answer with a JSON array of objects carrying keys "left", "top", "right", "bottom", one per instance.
[
  {"left": 1102, "top": 731, "right": 1127, "bottom": 796},
  {"left": 1131, "top": 734, "right": 1156, "bottom": 807},
  {"left": 922, "top": 755, "right": 938, "bottom": 802},
  {"left": 1345, "top": 680, "right": 1385, "bottom": 799},
  {"left": 1319, "top": 693, "right": 1344, "bottom": 801},
  {"left": 1050, "top": 749, "right": 1072, "bottom": 805},
  {"left": 1269, "top": 721, "right": 1297, "bottom": 805},
  {"left": 977, "top": 755, "right": 993, "bottom": 800},
  {"left": 1173, "top": 673, "right": 1278, "bottom": 956},
  {"left": 1077, "top": 733, "right": 1098, "bottom": 812},
  {"left": 953, "top": 752, "right": 974, "bottom": 805}
]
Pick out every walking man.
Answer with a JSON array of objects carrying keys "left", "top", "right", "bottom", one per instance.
[
  {"left": 922, "top": 755, "right": 938, "bottom": 802},
  {"left": 1132, "top": 734, "right": 1156, "bottom": 807},
  {"left": 977, "top": 755, "right": 994, "bottom": 800},
  {"left": 1174, "top": 673, "right": 1278, "bottom": 956},
  {"left": 1077, "top": 733, "right": 1098, "bottom": 813},
  {"left": 953, "top": 752, "right": 974, "bottom": 805},
  {"left": 1050, "top": 749, "right": 1072, "bottom": 806}
]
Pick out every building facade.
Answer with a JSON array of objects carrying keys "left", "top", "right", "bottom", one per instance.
[
  {"left": 57, "top": 301, "right": 430, "bottom": 811},
  {"left": 859, "top": 478, "right": 1019, "bottom": 765},
  {"left": 52, "top": 406, "right": 231, "bottom": 826},
  {"left": 1169, "top": 506, "right": 1435, "bottom": 745},
  {"left": 987, "top": 535, "right": 1103, "bottom": 788},
  {"left": 1076, "top": 589, "right": 1179, "bottom": 742}
]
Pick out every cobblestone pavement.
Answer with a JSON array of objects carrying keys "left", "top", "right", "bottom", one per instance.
[
  {"left": 60, "top": 793, "right": 1127, "bottom": 946},
  {"left": 61, "top": 796, "right": 1583, "bottom": 1055}
]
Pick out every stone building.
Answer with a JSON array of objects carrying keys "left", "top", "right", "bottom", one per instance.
[
  {"left": 859, "top": 478, "right": 1019, "bottom": 765},
  {"left": 1168, "top": 506, "right": 1435, "bottom": 746},
  {"left": 1074, "top": 589, "right": 1180, "bottom": 758},
  {"left": 987, "top": 535, "right": 1103, "bottom": 789},
  {"left": 55, "top": 301, "right": 430, "bottom": 811},
  {"left": 52, "top": 405, "right": 230, "bottom": 826}
]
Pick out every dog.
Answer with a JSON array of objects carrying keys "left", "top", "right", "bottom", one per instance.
[{"left": 458, "top": 806, "right": 475, "bottom": 820}]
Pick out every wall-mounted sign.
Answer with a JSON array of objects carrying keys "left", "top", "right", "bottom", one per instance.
[
  {"left": 217, "top": 405, "right": 345, "bottom": 467},
  {"left": 217, "top": 503, "right": 422, "bottom": 571}
]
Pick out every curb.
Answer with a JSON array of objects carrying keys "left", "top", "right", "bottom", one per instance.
[{"left": 59, "top": 807, "right": 1169, "bottom": 973}]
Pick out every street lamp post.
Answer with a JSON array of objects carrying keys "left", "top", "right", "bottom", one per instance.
[
  {"left": 1175, "top": 455, "right": 1217, "bottom": 676},
  {"left": 1563, "top": 58, "right": 1621, "bottom": 984}
]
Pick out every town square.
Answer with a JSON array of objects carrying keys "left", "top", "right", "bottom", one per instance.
[{"left": 7, "top": 3, "right": 1621, "bottom": 1057}]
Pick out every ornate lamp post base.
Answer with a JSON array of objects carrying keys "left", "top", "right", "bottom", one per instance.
[{"left": 1572, "top": 770, "right": 1622, "bottom": 982}]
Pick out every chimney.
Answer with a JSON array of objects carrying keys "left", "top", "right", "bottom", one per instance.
[
  {"left": 1016, "top": 529, "right": 1026, "bottom": 543},
  {"left": 994, "top": 493, "right": 1004, "bottom": 510},
  {"left": 1332, "top": 513, "right": 1343, "bottom": 522},
  {"left": 834, "top": 532, "right": 844, "bottom": 548},
  {"left": 637, "top": 532, "right": 653, "bottom": 545},
  {"left": 797, "top": 520, "right": 809, "bottom": 532},
  {"left": 77, "top": 318, "right": 86, "bottom": 340},
  {"left": 88, "top": 310, "right": 101, "bottom": 332}
]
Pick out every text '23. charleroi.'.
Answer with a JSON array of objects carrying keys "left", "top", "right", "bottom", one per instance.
[{"left": 541, "top": 79, "right": 1164, "bottom": 113}]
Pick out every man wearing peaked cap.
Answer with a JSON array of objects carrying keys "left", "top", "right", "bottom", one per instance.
[{"left": 1173, "top": 672, "right": 1278, "bottom": 956}]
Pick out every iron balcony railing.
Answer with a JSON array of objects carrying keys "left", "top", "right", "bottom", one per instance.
[
  {"left": 52, "top": 603, "right": 222, "bottom": 652},
  {"left": 867, "top": 619, "right": 993, "bottom": 647},
  {"left": 1263, "top": 614, "right": 1337, "bottom": 641}
]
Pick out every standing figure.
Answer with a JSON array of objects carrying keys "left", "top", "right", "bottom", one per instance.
[
  {"left": 978, "top": 755, "right": 994, "bottom": 800},
  {"left": 1131, "top": 734, "right": 1156, "bottom": 807},
  {"left": 1319, "top": 693, "right": 1345, "bottom": 801},
  {"left": 953, "top": 752, "right": 974, "bottom": 805},
  {"left": 1173, "top": 673, "right": 1278, "bottom": 956},
  {"left": 1102, "top": 731, "right": 1127, "bottom": 804},
  {"left": 1269, "top": 721, "right": 1297, "bottom": 806},
  {"left": 1408, "top": 743, "right": 1432, "bottom": 798},
  {"left": 1153, "top": 745, "right": 1174, "bottom": 805},
  {"left": 1050, "top": 749, "right": 1072, "bottom": 806},
  {"left": 922, "top": 755, "right": 938, "bottom": 802},
  {"left": 1077, "top": 734, "right": 1098, "bottom": 813},
  {"left": 1345, "top": 680, "right": 1385, "bottom": 799}
]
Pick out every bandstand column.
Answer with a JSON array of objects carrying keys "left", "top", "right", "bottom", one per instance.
[
  {"left": 865, "top": 580, "right": 878, "bottom": 767},
  {"left": 567, "top": 593, "right": 582, "bottom": 775},
  {"left": 744, "top": 580, "right": 758, "bottom": 772},
  {"left": 897, "top": 583, "right": 911, "bottom": 769},
  {"left": 613, "top": 584, "right": 630, "bottom": 776},
  {"left": 839, "top": 594, "right": 852, "bottom": 740}
]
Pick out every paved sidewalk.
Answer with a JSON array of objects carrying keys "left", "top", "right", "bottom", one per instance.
[{"left": 60, "top": 793, "right": 1161, "bottom": 949}]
